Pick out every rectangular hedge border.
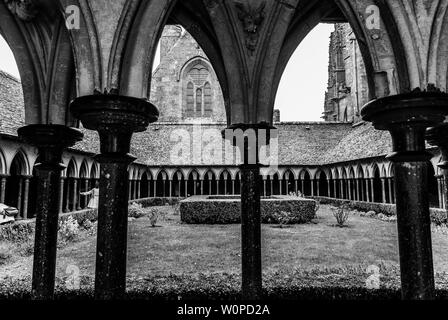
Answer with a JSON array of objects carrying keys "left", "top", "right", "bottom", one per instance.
[
  {"left": 180, "top": 195, "right": 316, "bottom": 224},
  {"left": 0, "top": 197, "right": 182, "bottom": 242},
  {"left": 310, "top": 196, "right": 447, "bottom": 225}
]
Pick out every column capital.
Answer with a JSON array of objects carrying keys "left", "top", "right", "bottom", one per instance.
[
  {"left": 362, "top": 92, "right": 448, "bottom": 162},
  {"left": 221, "top": 123, "right": 277, "bottom": 166},
  {"left": 18, "top": 125, "right": 83, "bottom": 170},
  {"left": 70, "top": 94, "right": 158, "bottom": 156}
]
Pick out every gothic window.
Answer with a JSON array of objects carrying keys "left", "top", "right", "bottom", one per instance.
[
  {"left": 335, "top": 48, "right": 346, "bottom": 84},
  {"left": 204, "top": 82, "right": 212, "bottom": 115},
  {"left": 182, "top": 59, "right": 214, "bottom": 119},
  {"left": 186, "top": 82, "right": 194, "bottom": 112},
  {"left": 196, "top": 88, "right": 202, "bottom": 113}
]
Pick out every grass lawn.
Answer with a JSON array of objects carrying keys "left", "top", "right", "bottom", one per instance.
[{"left": 1, "top": 204, "right": 448, "bottom": 296}]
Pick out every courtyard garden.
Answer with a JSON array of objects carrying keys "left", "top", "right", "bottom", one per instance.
[{"left": 1, "top": 202, "right": 448, "bottom": 299}]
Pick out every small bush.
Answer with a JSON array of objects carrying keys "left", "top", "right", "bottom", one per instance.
[
  {"left": 331, "top": 205, "right": 350, "bottom": 227},
  {"left": 148, "top": 209, "right": 159, "bottom": 227},
  {"left": 271, "top": 211, "right": 299, "bottom": 226},
  {"left": 0, "top": 243, "right": 14, "bottom": 265},
  {"left": 128, "top": 202, "right": 145, "bottom": 219},
  {"left": 58, "top": 216, "right": 80, "bottom": 243}
]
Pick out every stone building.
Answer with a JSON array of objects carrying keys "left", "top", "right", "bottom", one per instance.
[
  {"left": 0, "top": 25, "right": 445, "bottom": 220},
  {"left": 1, "top": 0, "right": 448, "bottom": 300},
  {"left": 323, "top": 23, "right": 369, "bottom": 123}
]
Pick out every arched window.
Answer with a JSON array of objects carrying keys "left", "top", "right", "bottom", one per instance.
[
  {"left": 186, "top": 82, "right": 194, "bottom": 113},
  {"left": 196, "top": 88, "right": 202, "bottom": 113},
  {"left": 204, "top": 82, "right": 212, "bottom": 115},
  {"left": 182, "top": 59, "right": 214, "bottom": 119}
]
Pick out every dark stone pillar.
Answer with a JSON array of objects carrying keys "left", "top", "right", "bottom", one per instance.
[
  {"left": 427, "top": 123, "right": 448, "bottom": 211},
  {"left": 362, "top": 91, "right": 448, "bottom": 300},
  {"left": 70, "top": 94, "right": 158, "bottom": 300},
  {"left": 0, "top": 175, "right": 7, "bottom": 203},
  {"left": 223, "top": 123, "right": 275, "bottom": 300},
  {"left": 22, "top": 176, "right": 31, "bottom": 219},
  {"left": 18, "top": 125, "right": 83, "bottom": 299}
]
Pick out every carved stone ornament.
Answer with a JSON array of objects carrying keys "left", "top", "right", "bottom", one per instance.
[
  {"left": 4, "top": 0, "right": 38, "bottom": 21},
  {"left": 234, "top": 1, "right": 266, "bottom": 55}
]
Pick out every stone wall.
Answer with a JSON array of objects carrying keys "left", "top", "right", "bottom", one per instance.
[{"left": 150, "top": 26, "right": 226, "bottom": 123}]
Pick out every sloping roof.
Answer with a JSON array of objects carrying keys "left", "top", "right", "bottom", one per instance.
[
  {"left": 0, "top": 70, "right": 394, "bottom": 167},
  {"left": 320, "top": 122, "right": 392, "bottom": 164}
]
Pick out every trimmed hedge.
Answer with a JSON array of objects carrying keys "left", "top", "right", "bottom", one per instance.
[
  {"left": 311, "top": 196, "right": 448, "bottom": 225},
  {"left": 180, "top": 196, "right": 316, "bottom": 224},
  {"left": 0, "top": 197, "right": 181, "bottom": 242}
]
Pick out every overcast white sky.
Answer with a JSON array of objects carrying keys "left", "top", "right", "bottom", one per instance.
[{"left": 0, "top": 23, "right": 333, "bottom": 122}]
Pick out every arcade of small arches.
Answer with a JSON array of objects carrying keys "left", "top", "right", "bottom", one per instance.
[{"left": 2, "top": 141, "right": 446, "bottom": 220}]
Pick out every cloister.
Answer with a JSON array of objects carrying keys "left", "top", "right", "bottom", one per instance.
[{"left": 1, "top": 0, "right": 448, "bottom": 301}]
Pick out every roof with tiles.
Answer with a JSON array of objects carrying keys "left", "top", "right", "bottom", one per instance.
[{"left": 0, "top": 70, "right": 393, "bottom": 166}]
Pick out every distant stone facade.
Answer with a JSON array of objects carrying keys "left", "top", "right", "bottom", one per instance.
[
  {"left": 323, "top": 23, "right": 369, "bottom": 123},
  {"left": 150, "top": 26, "right": 227, "bottom": 123}
]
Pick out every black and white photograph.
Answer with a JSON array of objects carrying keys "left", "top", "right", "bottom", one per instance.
[{"left": 0, "top": 0, "right": 447, "bottom": 316}]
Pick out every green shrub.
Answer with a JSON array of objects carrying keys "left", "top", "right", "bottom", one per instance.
[
  {"left": 331, "top": 205, "right": 350, "bottom": 227},
  {"left": 128, "top": 202, "right": 145, "bottom": 219},
  {"left": 180, "top": 196, "right": 316, "bottom": 224},
  {"left": 271, "top": 211, "right": 301, "bottom": 225},
  {"left": 0, "top": 223, "right": 34, "bottom": 242},
  {"left": 58, "top": 216, "right": 80, "bottom": 243},
  {"left": 0, "top": 242, "right": 14, "bottom": 265},
  {"left": 148, "top": 209, "right": 159, "bottom": 227}
]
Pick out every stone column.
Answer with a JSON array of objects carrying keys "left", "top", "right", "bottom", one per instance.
[
  {"left": 356, "top": 179, "right": 360, "bottom": 201},
  {"left": 279, "top": 179, "right": 282, "bottom": 195},
  {"left": 76, "top": 179, "right": 82, "bottom": 210},
  {"left": 222, "top": 124, "right": 273, "bottom": 300},
  {"left": 16, "top": 177, "right": 23, "bottom": 217},
  {"left": 381, "top": 178, "right": 387, "bottom": 204},
  {"left": 83, "top": 179, "right": 89, "bottom": 208},
  {"left": 263, "top": 180, "right": 266, "bottom": 197},
  {"left": 295, "top": 180, "right": 298, "bottom": 194},
  {"left": 270, "top": 180, "right": 273, "bottom": 196},
  {"left": 388, "top": 178, "right": 393, "bottom": 204},
  {"left": 72, "top": 179, "right": 78, "bottom": 211},
  {"left": 22, "top": 176, "right": 30, "bottom": 219},
  {"left": 301, "top": 180, "right": 305, "bottom": 195},
  {"left": 370, "top": 178, "right": 375, "bottom": 203},
  {"left": 365, "top": 179, "right": 370, "bottom": 202},
  {"left": 436, "top": 176, "right": 444, "bottom": 208},
  {"left": 137, "top": 181, "right": 141, "bottom": 199},
  {"left": 362, "top": 91, "right": 448, "bottom": 300},
  {"left": 185, "top": 180, "right": 188, "bottom": 197},
  {"left": 71, "top": 94, "right": 158, "bottom": 300},
  {"left": 216, "top": 180, "right": 219, "bottom": 195},
  {"left": 333, "top": 179, "right": 337, "bottom": 198},
  {"left": 18, "top": 124, "right": 83, "bottom": 299},
  {"left": 310, "top": 179, "right": 315, "bottom": 197},
  {"left": 339, "top": 179, "right": 344, "bottom": 199},
  {"left": 347, "top": 179, "right": 352, "bottom": 200},
  {"left": 327, "top": 180, "right": 331, "bottom": 198},
  {"left": 151, "top": 180, "right": 155, "bottom": 197},
  {"left": 232, "top": 179, "right": 235, "bottom": 195},
  {"left": 59, "top": 178, "right": 65, "bottom": 214},
  {"left": 0, "top": 175, "right": 7, "bottom": 203}
]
